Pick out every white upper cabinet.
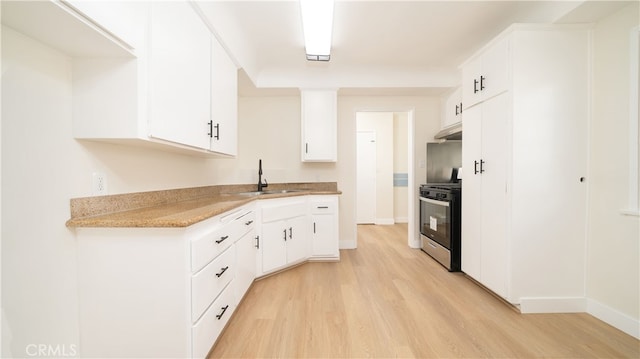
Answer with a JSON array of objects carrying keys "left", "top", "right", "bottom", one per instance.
[
  {"left": 301, "top": 90, "right": 337, "bottom": 162},
  {"left": 50, "top": 0, "right": 239, "bottom": 156},
  {"left": 462, "top": 35, "right": 509, "bottom": 110},
  {"left": 148, "top": 1, "right": 212, "bottom": 150},
  {"left": 209, "top": 35, "right": 238, "bottom": 156},
  {"left": 442, "top": 87, "right": 463, "bottom": 129}
]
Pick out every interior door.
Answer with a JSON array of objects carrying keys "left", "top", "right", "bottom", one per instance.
[{"left": 357, "top": 131, "right": 376, "bottom": 224}]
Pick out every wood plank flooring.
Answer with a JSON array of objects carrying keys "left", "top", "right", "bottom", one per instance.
[{"left": 208, "top": 224, "right": 639, "bottom": 358}]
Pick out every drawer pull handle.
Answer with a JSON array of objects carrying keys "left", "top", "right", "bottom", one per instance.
[
  {"left": 215, "top": 266, "right": 229, "bottom": 278},
  {"left": 317, "top": 206, "right": 329, "bottom": 209},
  {"left": 216, "top": 305, "right": 229, "bottom": 320},
  {"left": 245, "top": 220, "right": 253, "bottom": 226},
  {"left": 215, "top": 235, "right": 229, "bottom": 244}
]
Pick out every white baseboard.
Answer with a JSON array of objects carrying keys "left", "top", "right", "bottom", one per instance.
[
  {"left": 339, "top": 240, "right": 356, "bottom": 249},
  {"left": 375, "top": 218, "right": 395, "bottom": 225},
  {"left": 394, "top": 217, "right": 408, "bottom": 223},
  {"left": 519, "top": 297, "right": 587, "bottom": 313},
  {"left": 587, "top": 298, "right": 640, "bottom": 339}
]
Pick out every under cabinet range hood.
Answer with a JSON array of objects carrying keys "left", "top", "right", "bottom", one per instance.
[{"left": 434, "top": 122, "right": 462, "bottom": 140}]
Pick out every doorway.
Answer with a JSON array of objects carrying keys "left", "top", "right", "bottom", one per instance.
[{"left": 355, "top": 111, "right": 413, "bottom": 239}]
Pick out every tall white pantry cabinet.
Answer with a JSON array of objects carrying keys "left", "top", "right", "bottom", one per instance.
[{"left": 461, "top": 24, "right": 590, "bottom": 312}]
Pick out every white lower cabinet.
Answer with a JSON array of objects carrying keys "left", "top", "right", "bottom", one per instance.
[
  {"left": 310, "top": 196, "right": 340, "bottom": 260},
  {"left": 76, "top": 204, "right": 254, "bottom": 359},
  {"left": 259, "top": 198, "right": 309, "bottom": 274},
  {"left": 75, "top": 194, "right": 339, "bottom": 357}
]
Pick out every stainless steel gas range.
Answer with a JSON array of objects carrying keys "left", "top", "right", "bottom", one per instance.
[{"left": 419, "top": 183, "right": 461, "bottom": 271}]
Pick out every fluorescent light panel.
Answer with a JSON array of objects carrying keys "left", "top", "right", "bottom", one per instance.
[{"left": 300, "top": 0, "right": 334, "bottom": 60}]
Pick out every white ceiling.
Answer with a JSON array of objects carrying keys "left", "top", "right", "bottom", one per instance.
[{"left": 196, "top": 1, "right": 633, "bottom": 96}]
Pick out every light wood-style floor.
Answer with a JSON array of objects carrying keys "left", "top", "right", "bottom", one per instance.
[{"left": 209, "top": 224, "right": 639, "bottom": 358}]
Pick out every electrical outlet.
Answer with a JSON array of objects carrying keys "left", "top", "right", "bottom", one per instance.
[{"left": 92, "top": 172, "right": 108, "bottom": 196}]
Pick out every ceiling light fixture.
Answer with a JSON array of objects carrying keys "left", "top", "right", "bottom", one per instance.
[{"left": 300, "top": 0, "right": 334, "bottom": 61}]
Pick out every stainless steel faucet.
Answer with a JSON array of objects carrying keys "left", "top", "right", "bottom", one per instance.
[{"left": 257, "top": 159, "right": 268, "bottom": 191}]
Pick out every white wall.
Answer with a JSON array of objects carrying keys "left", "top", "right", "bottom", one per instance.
[
  {"left": 356, "top": 112, "right": 394, "bottom": 225},
  {"left": 587, "top": 2, "right": 640, "bottom": 338}
]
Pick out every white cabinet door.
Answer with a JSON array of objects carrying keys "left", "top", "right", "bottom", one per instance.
[
  {"left": 461, "top": 104, "right": 482, "bottom": 280},
  {"left": 480, "top": 36, "right": 509, "bottom": 102},
  {"left": 301, "top": 90, "right": 337, "bottom": 162},
  {"left": 261, "top": 220, "right": 288, "bottom": 273},
  {"left": 148, "top": 1, "right": 211, "bottom": 150},
  {"left": 461, "top": 92, "right": 509, "bottom": 298},
  {"left": 210, "top": 35, "right": 238, "bottom": 156},
  {"left": 235, "top": 230, "right": 257, "bottom": 302},
  {"left": 478, "top": 93, "right": 509, "bottom": 298},
  {"left": 462, "top": 36, "right": 509, "bottom": 110},
  {"left": 311, "top": 213, "right": 336, "bottom": 257},
  {"left": 443, "top": 87, "right": 463, "bottom": 129},
  {"left": 462, "top": 56, "right": 483, "bottom": 109},
  {"left": 285, "top": 215, "right": 309, "bottom": 264}
]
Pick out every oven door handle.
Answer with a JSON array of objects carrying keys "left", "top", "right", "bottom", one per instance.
[{"left": 420, "top": 197, "right": 450, "bottom": 207}]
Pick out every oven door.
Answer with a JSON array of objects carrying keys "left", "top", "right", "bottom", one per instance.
[{"left": 419, "top": 196, "right": 451, "bottom": 250}]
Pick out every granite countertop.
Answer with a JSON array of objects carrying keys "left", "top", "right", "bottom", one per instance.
[{"left": 66, "top": 182, "right": 340, "bottom": 228}]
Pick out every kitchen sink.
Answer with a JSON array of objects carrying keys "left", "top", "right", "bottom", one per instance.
[{"left": 227, "top": 189, "right": 306, "bottom": 197}]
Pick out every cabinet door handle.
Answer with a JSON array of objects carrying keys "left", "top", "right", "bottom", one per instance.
[
  {"left": 459, "top": 102, "right": 463, "bottom": 113},
  {"left": 313, "top": 222, "right": 316, "bottom": 234},
  {"left": 215, "top": 266, "right": 229, "bottom": 278},
  {"left": 289, "top": 227, "right": 293, "bottom": 239},
  {"left": 480, "top": 75, "right": 485, "bottom": 91},
  {"left": 245, "top": 220, "right": 253, "bottom": 226},
  {"left": 317, "top": 206, "right": 329, "bottom": 209},
  {"left": 207, "top": 120, "right": 213, "bottom": 138},
  {"left": 255, "top": 235, "right": 260, "bottom": 249},
  {"left": 455, "top": 104, "right": 459, "bottom": 116},
  {"left": 474, "top": 160, "right": 479, "bottom": 174},
  {"left": 283, "top": 229, "right": 287, "bottom": 241},
  {"left": 215, "top": 235, "right": 229, "bottom": 244},
  {"left": 473, "top": 79, "right": 479, "bottom": 94},
  {"left": 480, "top": 159, "right": 485, "bottom": 173},
  {"left": 305, "top": 143, "right": 309, "bottom": 153},
  {"left": 216, "top": 305, "right": 229, "bottom": 320},
  {"left": 214, "top": 123, "right": 220, "bottom": 140}
]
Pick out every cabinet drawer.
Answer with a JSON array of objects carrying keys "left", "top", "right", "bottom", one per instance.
[
  {"left": 191, "top": 246, "right": 235, "bottom": 322},
  {"left": 191, "top": 222, "right": 235, "bottom": 272},
  {"left": 192, "top": 283, "right": 235, "bottom": 359},
  {"left": 310, "top": 201, "right": 336, "bottom": 214},
  {"left": 234, "top": 211, "right": 255, "bottom": 240}
]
